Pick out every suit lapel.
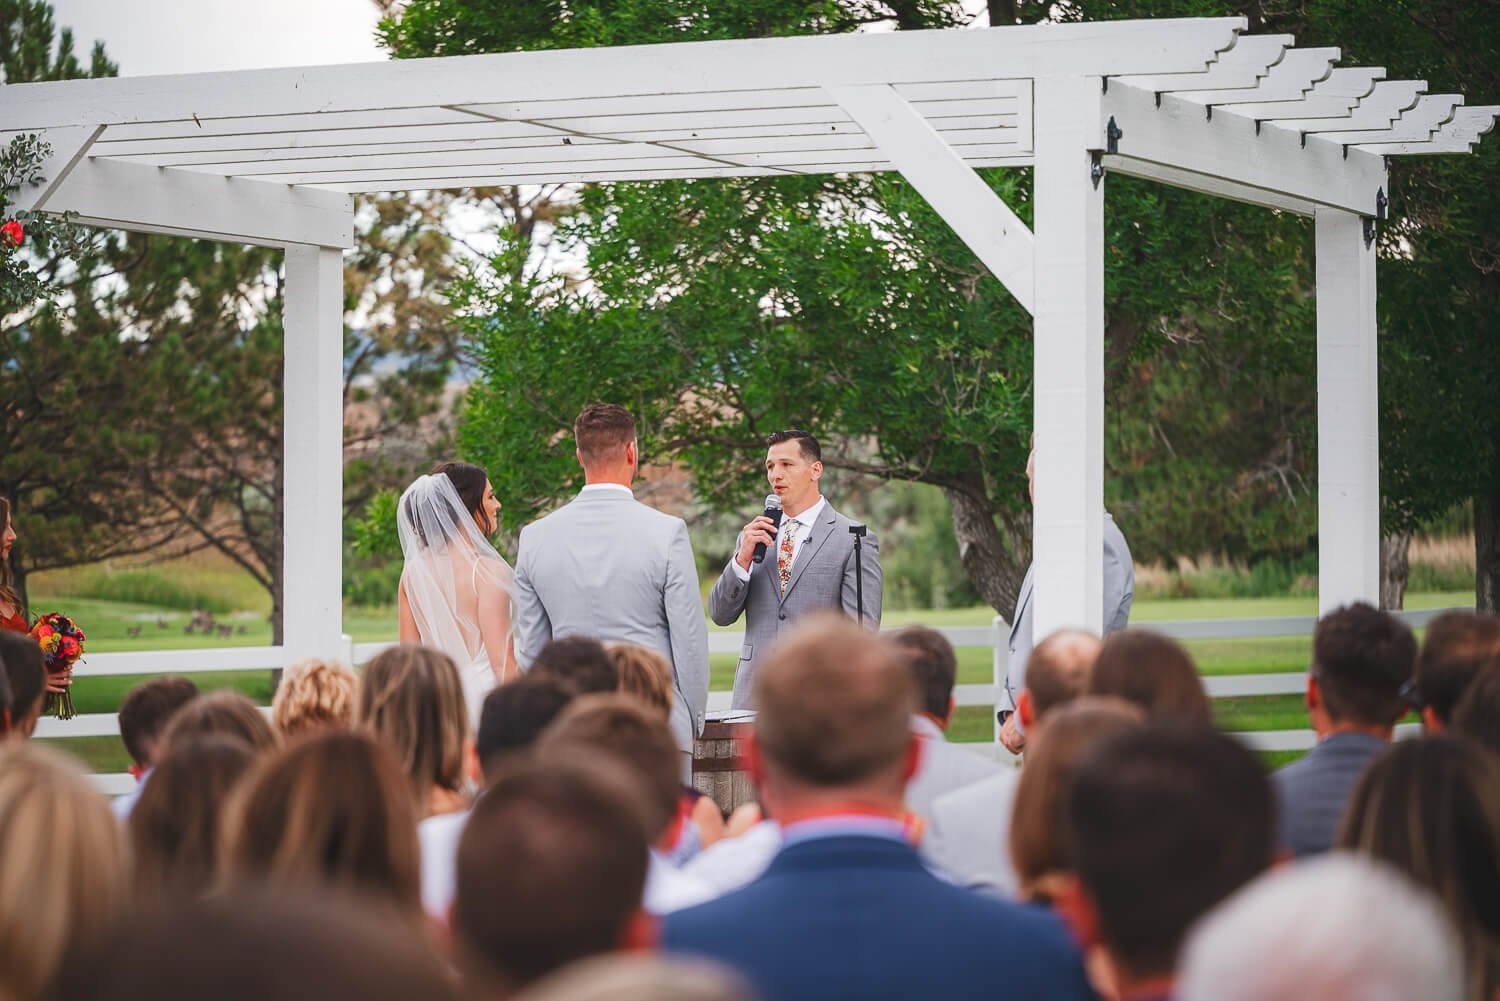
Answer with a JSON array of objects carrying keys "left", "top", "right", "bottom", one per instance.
[
  {"left": 1010, "top": 565, "right": 1035, "bottom": 641},
  {"left": 780, "top": 504, "right": 837, "bottom": 605}
]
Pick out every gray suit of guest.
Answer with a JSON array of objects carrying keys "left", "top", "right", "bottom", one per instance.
[
  {"left": 1000, "top": 512, "right": 1134, "bottom": 726},
  {"left": 512, "top": 488, "right": 710, "bottom": 753},
  {"left": 1273, "top": 731, "right": 1388, "bottom": 858},
  {"left": 708, "top": 501, "right": 882, "bottom": 709}
]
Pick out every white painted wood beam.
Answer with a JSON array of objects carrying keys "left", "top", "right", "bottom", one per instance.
[
  {"left": 1270, "top": 79, "right": 1424, "bottom": 133},
  {"left": 1177, "top": 47, "right": 1338, "bottom": 106},
  {"left": 1115, "top": 34, "right": 1290, "bottom": 93},
  {"left": 1314, "top": 208, "right": 1380, "bottom": 614},
  {"left": 323, "top": 164, "right": 790, "bottom": 193},
  {"left": 1102, "top": 82, "right": 1387, "bottom": 216},
  {"left": 1325, "top": 94, "right": 1462, "bottom": 146},
  {"left": 1229, "top": 67, "right": 1384, "bottom": 121},
  {"left": 4, "top": 125, "right": 103, "bottom": 214},
  {"left": 1031, "top": 76, "right": 1106, "bottom": 637},
  {"left": 282, "top": 245, "right": 347, "bottom": 663},
  {"left": 1354, "top": 107, "right": 1498, "bottom": 155},
  {"left": 829, "top": 83, "right": 1035, "bottom": 314},
  {"left": 1103, "top": 155, "right": 1316, "bottom": 215},
  {"left": 39, "top": 156, "right": 354, "bottom": 248}
]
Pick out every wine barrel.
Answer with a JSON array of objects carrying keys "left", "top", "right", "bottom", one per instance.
[{"left": 691, "top": 711, "right": 756, "bottom": 817}]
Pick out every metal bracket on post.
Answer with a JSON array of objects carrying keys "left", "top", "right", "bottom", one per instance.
[
  {"left": 1362, "top": 216, "right": 1377, "bottom": 249},
  {"left": 1363, "top": 187, "right": 1388, "bottom": 249},
  {"left": 1106, "top": 116, "right": 1123, "bottom": 154},
  {"left": 1090, "top": 151, "right": 1106, "bottom": 189},
  {"left": 1376, "top": 186, "right": 1388, "bottom": 220}
]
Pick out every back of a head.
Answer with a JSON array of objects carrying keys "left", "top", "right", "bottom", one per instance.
[
  {"left": 0, "top": 651, "right": 11, "bottom": 736},
  {"left": 1089, "top": 629, "right": 1211, "bottom": 723},
  {"left": 1452, "top": 668, "right": 1500, "bottom": 758},
  {"left": 454, "top": 756, "right": 650, "bottom": 995},
  {"left": 1312, "top": 603, "right": 1417, "bottom": 728},
  {"left": 272, "top": 658, "right": 358, "bottom": 737},
  {"left": 0, "top": 630, "right": 46, "bottom": 735},
  {"left": 609, "top": 642, "right": 674, "bottom": 721},
  {"left": 1009, "top": 697, "right": 1144, "bottom": 897},
  {"left": 129, "top": 734, "right": 255, "bottom": 900},
  {"left": 1338, "top": 736, "right": 1500, "bottom": 998},
  {"left": 515, "top": 955, "right": 755, "bottom": 1001},
  {"left": 890, "top": 626, "right": 957, "bottom": 721},
  {"left": 0, "top": 743, "right": 129, "bottom": 1001},
  {"left": 753, "top": 614, "right": 915, "bottom": 789},
  {"left": 574, "top": 402, "right": 636, "bottom": 469},
  {"left": 222, "top": 731, "right": 421, "bottom": 917},
  {"left": 476, "top": 674, "right": 576, "bottom": 779},
  {"left": 50, "top": 890, "right": 459, "bottom": 1001},
  {"left": 1417, "top": 611, "right": 1500, "bottom": 726},
  {"left": 161, "top": 689, "right": 277, "bottom": 755},
  {"left": 358, "top": 644, "right": 469, "bottom": 801},
  {"left": 1066, "top": 723, "right": 1275, "bottom": 981},
  {"left": 536, "top": 694, "right": 680, "bottom": 839},
  {"left": 1025, "top": 628, "right": 1103, "bottom": 720},
  {"left": 531, "top": 636, "right": 618, "bottom": 695},
  {"left": 1178, "top": 855, "right": 1464, "bottom": 1001},
  {"left": 119, "top": 676, "right": 200, "bottom": 767}
]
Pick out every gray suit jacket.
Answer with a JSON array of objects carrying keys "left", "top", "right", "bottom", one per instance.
[
  {"left": 1273, "top": 731, "right": 1388, "bottom": 858},
  {"left": 1001, "top": 512, "right": 1134, "bottom": 719},
  {"left": 904, "top": 715, "right": 1003, "bottom": 820},
  {"left": 512, "top": 488, "right": 710, "bottom": 752},
  {"left": 922, "top": 769, "right": 1021, "bottom": 896},
  {"left": 707, "top": 500, "right": 882, "bottom": 708}
]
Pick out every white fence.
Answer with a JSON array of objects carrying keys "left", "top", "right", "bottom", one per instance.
[{"left": 44, "top": 607, "right": 1464, "bottom": 796}]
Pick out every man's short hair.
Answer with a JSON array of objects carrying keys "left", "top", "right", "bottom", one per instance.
[
  {"left": 1451, "top": 666, "right": 1500, "bottom": 759},
  {"left": 574, "top": 404, "right": 636, "bottom": 466},
  {"left": 118, "top": 677, "right": 200, "bottom": 766},
  {"left": 476, "top": 675, "right": 576, "bottom": 780},
  {"left": 535, "top": 694, "right": 680, "bottom": 839},
  {"left": 531, "top": 636, "right": 619, "bottom": 695},
  {"left": 1025, "top": 629, "right": 1102, "bottom": 719},
  {"left": 0, "top": 631, "right": 45, "bottom": 728},
  {"left": 1415, "top": 611, "right": 1500, "bottom": 724},
  {"left": 765, "top": 429, "right": 820, "bottom": 464},
  {"left": 453, "top": 756, "right": 649, "bottom": 993},
  {"left": 162, "top": 689, "right": 278, "bottom": 755},
  {"left": 1066, "top": 723, "right": 1275, "bottom": 981},
  {"left": 754, "top": 614, "right": 915, "bottom": 787},
  {"left": 1177, "top": 856, "right": 1464, "bottom": 1001},
  {"left": 1311, "top": 603, "right": 1417, "bottom": 728},
  {"left": 890, "top": 626, "right": 956, "bottom": 720},
  {"left": 1088, "top": 629, "right": 1211, "bottom": 723}
]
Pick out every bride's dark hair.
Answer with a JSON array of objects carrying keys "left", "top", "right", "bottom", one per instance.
[
  {"left": 0, "top": 498, "right": 19, "bottom": 615},
  {"left": 430, "top": 462, "right": 492, "bottom": 534}
]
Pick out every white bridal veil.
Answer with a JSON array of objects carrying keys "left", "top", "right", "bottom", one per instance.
[{"left": 397, "top": 473, "right": 513, "bottom": 671}]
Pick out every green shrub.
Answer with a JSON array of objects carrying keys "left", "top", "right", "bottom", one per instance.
[{"left": 73, "top": 570, "right": 235, "bottom": 613}]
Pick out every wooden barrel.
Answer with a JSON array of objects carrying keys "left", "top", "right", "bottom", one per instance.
[{"left": 692, "top": 713, "right": 756, "bottom": 817}]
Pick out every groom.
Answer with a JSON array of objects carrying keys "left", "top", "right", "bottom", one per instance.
[{"left": 512, "top": 404, "right": 710, "bottom": 771}]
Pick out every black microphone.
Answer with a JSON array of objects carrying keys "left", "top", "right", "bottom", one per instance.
[{"left": 751, "top": 494, "right": 784, "bottom": 564}]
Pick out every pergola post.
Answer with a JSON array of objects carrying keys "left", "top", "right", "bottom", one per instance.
[
  {"left": 1031, "top": 76, "right": 1107, "bottom": 637},
  {"left": 1314, "top": 208, "right": 1381, "bottom": 614},
  {"left": 282, "top": 245, "right": 346, "bottom": 661}
]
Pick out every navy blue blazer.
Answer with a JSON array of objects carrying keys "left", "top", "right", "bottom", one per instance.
[{"left": 661, "top": 834, "right": 1093, "bottom": 1001}]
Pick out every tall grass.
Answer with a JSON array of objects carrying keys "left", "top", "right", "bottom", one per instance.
[{"left": 30, "top": 552, "right": 270, "bottom": 614}]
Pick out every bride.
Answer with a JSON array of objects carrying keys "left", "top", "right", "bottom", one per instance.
[{"left": 397, "top": 462, "right": 516, "bottom": 725}]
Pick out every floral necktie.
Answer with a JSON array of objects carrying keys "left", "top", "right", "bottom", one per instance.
[{"left": 777, "top": 519, "right": 800, "bottom": 596}]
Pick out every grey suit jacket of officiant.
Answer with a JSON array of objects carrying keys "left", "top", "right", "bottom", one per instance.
[
  {"left": 512, "top": 489, "right": 710, "bottom": 752},
  {"left": 707, "top": 501, "right": 882, "bottom": 709}
]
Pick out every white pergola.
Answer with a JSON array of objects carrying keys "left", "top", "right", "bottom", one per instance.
[{"left": 4, "top": 18, "right": 1495, "bottom": 664}]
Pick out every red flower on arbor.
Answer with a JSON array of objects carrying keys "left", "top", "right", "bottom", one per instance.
[{"left": 0, "top": 220, "right": 21, "bottom": 248}]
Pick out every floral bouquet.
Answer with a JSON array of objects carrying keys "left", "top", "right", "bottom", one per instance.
[{"left": 29, "top": 612, "right": 85, "bottom": 720}]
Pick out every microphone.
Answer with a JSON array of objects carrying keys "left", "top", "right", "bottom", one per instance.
[{"left": 751, "top": 494, "right": 784, "bottom": 564}]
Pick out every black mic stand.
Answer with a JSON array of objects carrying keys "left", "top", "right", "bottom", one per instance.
[{"left": 848, "top": 524, "right": 867, "bottom": 627}]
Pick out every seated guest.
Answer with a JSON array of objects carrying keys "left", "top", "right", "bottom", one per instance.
[
  {"left": 272, "top": 657, "right": 359, "bottom": 737},
  {"left": 359, "top": 644, "right": 474, "bottom": 818},
  {"left": 529, "top": 636, "right": 619, "bottom": 694},
  {"left": 1338, "top": 736, "right": 1500, "bottom": 1001},
  {"left": 0, "top": 743, "right": 130, "bottom": 1001},
  {"left": 129, "top": 734, "right": 255, "bottom": 900},
  {"left": 113, "top": 675, "right": 200, "bottom": 818},
  {"left": 515, "top": 955, "right": 754, "bottom": 1001},
  {"left": 222, "top": 731, "right": 422, "bottom": 920},
  {"left": 924, "top": 628, "right": 1101, "bottom": 894},
  {"left": 1063, "top": 724, "right": 1276, "bottom": 1001},
  {"left": 662, "top": 614, "right": 1093, "bottom": 1001},
  {"left": 1412, "top": 610, "right": 1500, "bottom": 732},
  {"left": 891, "top": 625, "right": 1001, "bottom": 818},
  {"left": 0, "top": 631, "right": 45, "bottom": 739},
  {"left": 1177, "top": 855, "right": 1464, "bottom": 1001},
  {"left": 1009, "top": 698, "right": 1143, "bottom": 905},
  {"left": 49, "top": 890, "right": 460, "bottom": 1001},
  {"left": 452, "top": 757, "right": 654, "bottom": 998},
  {"left": 0, "top": 652, "right": 11, "bottom": 737},
  {"left": 1274, "top": 602, "right": 1416, "bottom": 857},
  {"left": 537, "top": 695, "right": 714, "bottom": 915},
  {"left": 1087, "top": 629, "right": 1212, "bottom": 722},
  {"left": 161, "top": 688, "right": 278, "bottom": 754},
  {"left": 1452, "top": 667, "right": 1500, "bottom": 758}
]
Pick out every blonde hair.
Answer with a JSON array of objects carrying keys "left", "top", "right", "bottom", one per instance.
[
  {"left": 357, "top": 645, "right": 469, "bottom": 805},
  {"left": 0, "top": 743, "right": 130, "bottom": 1000},
  {"left": 608, "top": 643, "right": 673, "bottom": 720},
  {"left": 273, "top": 658, "right": 359, "bottom": 737}
]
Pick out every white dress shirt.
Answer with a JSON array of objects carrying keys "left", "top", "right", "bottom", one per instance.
[
  {"left": 578, "top": 483, "right": 634, "bottom": 496},
  {"left": 681, "top": 819, "right": 783, "bottom": 894},
  {"left": 643, "top": 849, "right": 718, "bottom": 915},
  {"left": 418, "top": 809, "right": 470, "bottom": 921},
  {"left": 731, "top": 495, "right": 827, "bottom": 582}
]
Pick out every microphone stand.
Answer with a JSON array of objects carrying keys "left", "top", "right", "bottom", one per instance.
[{"left": 848, "top": 524, "right": 867, "bottom": 627}]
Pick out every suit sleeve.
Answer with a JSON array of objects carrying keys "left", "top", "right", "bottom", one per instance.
[
  {"left": 511, "top": 526, "right": 551, "bottom": 670},
  {"left": 1102, "top": 519, "right": 1135, "bottom": 634},
  {"left": 665, "top": 519, "right": 711, "bottom": 737},
  {"left": 706, "top": 531, "right": 751, "bottom": 627},
  {"left": 839, "top": 526, "right": 882, "bottom": 628}
]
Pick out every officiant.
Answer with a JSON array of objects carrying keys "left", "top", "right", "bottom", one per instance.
[{"left": 708, "top": 430, "right": 883, "bottom": 709}]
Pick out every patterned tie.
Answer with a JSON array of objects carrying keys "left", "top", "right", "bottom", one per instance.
[{"left": 777, "top": 519, "right": 800, "bottom": 597}]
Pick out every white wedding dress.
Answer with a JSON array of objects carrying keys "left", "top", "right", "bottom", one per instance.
[{"left": 398, "top": 474, "right": 514, "bottom": 728}]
